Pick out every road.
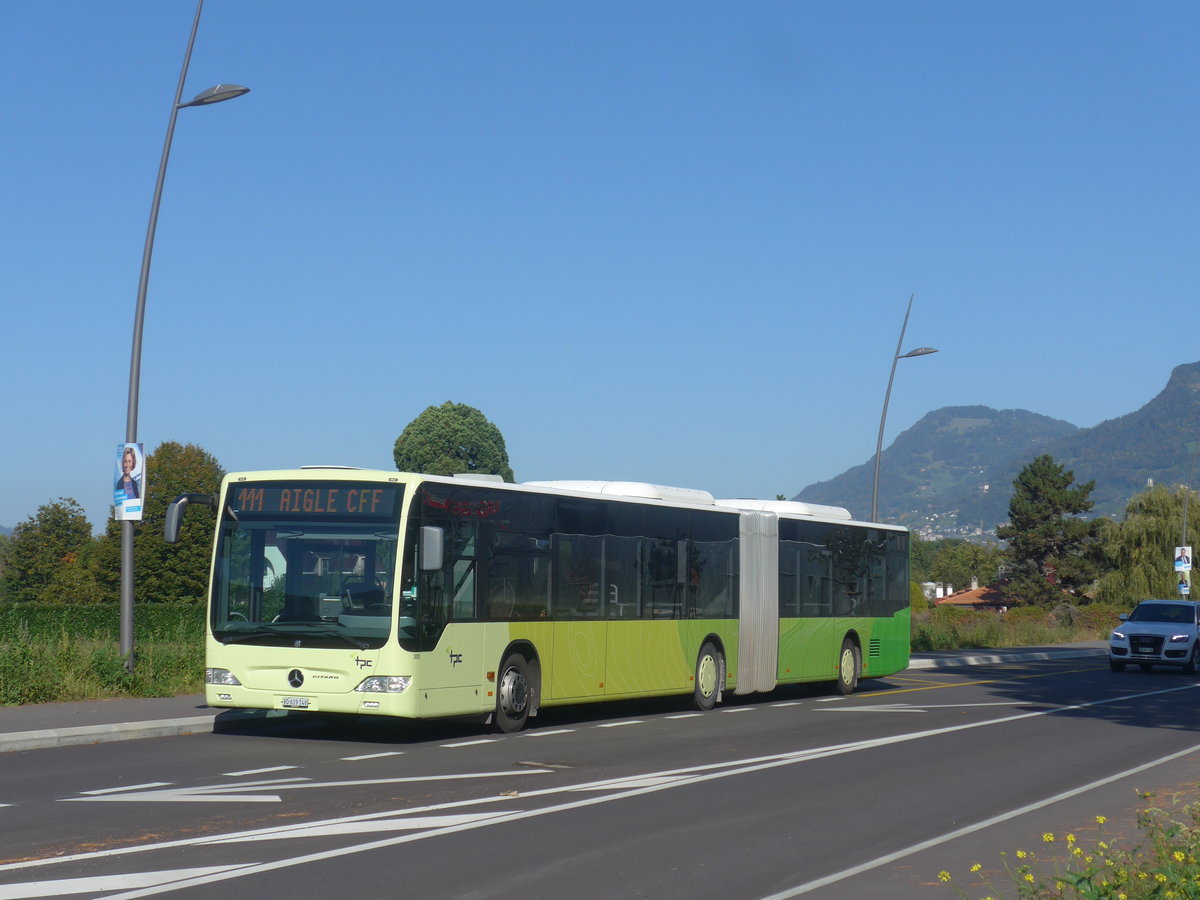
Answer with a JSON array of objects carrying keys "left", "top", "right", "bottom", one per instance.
[{"left": 2, "top": 655, "right": 1198, "bottom": 899}]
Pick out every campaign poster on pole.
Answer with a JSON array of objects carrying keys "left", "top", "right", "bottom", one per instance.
[
  {"left": 1179, "top": 570, "right": 1192, "bottom": 596},
  {"left": 113, "top": 443, "right": 145, "bottom": 521},
  {"left": 1176, "top": 546, "right": 1193, "bottom": 571}
]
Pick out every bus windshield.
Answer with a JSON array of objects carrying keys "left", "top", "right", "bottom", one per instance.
[{"left": 210, "top": 481, "right": 403, "bottom": 649}]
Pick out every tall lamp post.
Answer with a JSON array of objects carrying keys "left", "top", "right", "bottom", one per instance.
[
  {"left": 121, "top": 0, "right": 248, "bottom": 672},
  {"left": 870, "top": 294, "right": 937, "bottom": 523},
  {"left": 1181, "top": 444, "right": 1200, "bottom": 553}
]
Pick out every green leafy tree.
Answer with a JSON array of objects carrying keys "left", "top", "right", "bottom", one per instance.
[
  {"left": 910, "top": 535, "right": 939, "bottom": 584},
  {"left": 1096, "top": 484, "right": 1196, "bottom": 606},
  {"left": 1, "top": 498, "right": 95, "bottom": 603},
  {"left": 930, "top": 541, "right": 1005, "bottom": 593},
  {"left": 93, "top": 441, "right": 224, "bottom": 604},
  {"left": 997, "top": 454, "right": 1103, "bottom": 604},
  {"left": 393, "top": 402, "right": 515, "bottom": 481}
]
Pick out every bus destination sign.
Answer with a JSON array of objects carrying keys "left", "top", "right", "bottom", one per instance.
[{"left": 230, "top": 482, "right": 402, "bottom": 520}]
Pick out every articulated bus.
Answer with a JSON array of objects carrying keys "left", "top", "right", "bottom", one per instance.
[{"left": 166, "top": 468, "right": 911, "bottom": 732}]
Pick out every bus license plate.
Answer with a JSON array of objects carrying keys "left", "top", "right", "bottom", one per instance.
[{"left": 281, "top": 697, "right": 310, "bottom": 709}]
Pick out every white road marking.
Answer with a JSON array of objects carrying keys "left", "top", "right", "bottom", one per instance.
[
  {"left": 759, "top": 739, "right": 1200, "bottom": 898},
  {"left": 62, "top": 770, "right": 550, "bottom": 805},
  {"left": 341, "top": 751, "right": 404, "bottom": 761},
  {"left": 80, "top": 783, "right": 172, "bottom": 796},
  {"left": 665, "top": 713, "right": 702, "bottom": 719},
  {"left": 6, "top": 682, "right": 1196, "bottom": 899},
  {"left": 441, "top": 739, "right": 497, "bottom": 748},
  {"left": 210, "top": 812, "right": 514, "bottom": 842},
  {"left": 596, "top": 720, "right": 643, "bottom": 728},
  {"left": 523, "top": 729, "right": 575, "bottom": 737},
  {"left": 222, "top": 766, "right": 298, "bottom": 777},
  {"left": 0, "top": 865, "right": 252, "bottom": 899}
]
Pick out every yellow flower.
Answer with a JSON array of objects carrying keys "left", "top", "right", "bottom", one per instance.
[
  {"left": 1016, "top": 850, "right": 1028, "bottom": 859},
  {"left": 1042, "top": 832, "right": 1055, "bottom": 842},
  {"left": 937, "top": 871, "right": 950, "bottom": 883},
  {"left": 970, "top": 863, "right": 982, "bottom": 873},
  {"left": 1175, "top": 850, "right": 1186, "bottom": 862},
  {"left": 1066, "top": 833, "right": 1076, "bottom": 844},
  {"left": 1024, "top": 873, "right": 1035, "bottom": 883},
  {"left": 1156, "top": 873, "right": 1168, "bottom": 883},
  {"left": 1096, "top": 815, "right": 1108, "bottom": 824}
]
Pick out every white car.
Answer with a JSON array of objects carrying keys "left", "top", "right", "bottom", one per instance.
[{"left": 1109, "top": 599, "right": 1200, "bottom": 673}]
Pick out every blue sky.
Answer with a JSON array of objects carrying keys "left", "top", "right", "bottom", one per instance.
[{"left": 2, "top": 1, "right": 1197, "bottom": 533}]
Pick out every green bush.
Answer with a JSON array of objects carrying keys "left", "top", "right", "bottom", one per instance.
[
  {"left": 0, "top": 602, "right": 204, "bottom": 643},
  {"left": 0, "top": 603, "right": 205, "bottom": 704}
]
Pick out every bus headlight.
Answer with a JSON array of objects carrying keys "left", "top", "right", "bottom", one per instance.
[
  {"left": 206, "top": 668, "right": 241, "bottom": 686},
  {"left": 355, "top": 676, "right": 412, "bottom": 694}
]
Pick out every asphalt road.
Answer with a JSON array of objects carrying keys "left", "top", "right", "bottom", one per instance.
[{"left": 5, "top": 644, "right": 1199, "bottom": 900}]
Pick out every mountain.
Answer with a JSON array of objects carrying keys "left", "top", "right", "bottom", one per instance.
[
  {"left": 794, "top": 362, "right": 1200, "bottom": 537},
  {"left": 795, "top": 407, "right": 1078, "bottom": 534},
  {"left": 1045, "top": 361, "right": 1200, "bottom": 518}
]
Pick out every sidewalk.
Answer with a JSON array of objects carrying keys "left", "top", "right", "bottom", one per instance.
[{"left": 0, "top": 642, "right": 1110, "bottom": 753}]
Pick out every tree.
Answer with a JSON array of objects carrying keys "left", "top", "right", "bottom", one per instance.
[
  {"left": 0, "top": 498, "right": 95, "bottom": 603},
  {"left": 1096, "top": 484, "right": 1195, "bottom": 606},
  {"left": 93, "top": 441, "right": 225, "bottom": 604},
  {"left": 393, "top": 402, "right": 515, "bottom": 481},
  {"left": 930, "top": 541, "right": 1005, "bottom": 593},
  {"left": 997, "top": 454, "right": 1103, "bottom": 604}
]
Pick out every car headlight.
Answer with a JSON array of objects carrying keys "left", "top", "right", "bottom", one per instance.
[
  {"left": 355, "top": 676, "right": 412, "bottom": 693},
  {"left": 1111, "top": 631, "right": 1126, "bottom": 641},
  {"left": 1171, "top": 634, "right": 1192, "bottom": 643},
  {"left": 206, "top": 668, "right": 242, "bottom": 686}
]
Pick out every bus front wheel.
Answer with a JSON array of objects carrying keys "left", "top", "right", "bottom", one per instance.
[
  {"left": 694, "top": 642, "right": 723, "bottom": 711},
  {"left": 495, "top": 652, "right": 534, "bottom": 733},
  {"left": 836, "top": 638, "right": 860, "bottom": 696}
]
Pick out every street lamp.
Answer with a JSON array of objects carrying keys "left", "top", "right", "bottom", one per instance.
[
  {"left": 1181, "top": 444, "right": 1200, "bottom": 552},
  {"left": 870, "top": 294, "right": 937, "bottom": 523},
  {"left": 121, "top": 0, "right": 248, "bottom": 672}
]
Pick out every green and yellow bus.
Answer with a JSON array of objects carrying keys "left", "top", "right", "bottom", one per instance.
[{"left": 166, "top": 468, "right": 910, "bottom": 732}]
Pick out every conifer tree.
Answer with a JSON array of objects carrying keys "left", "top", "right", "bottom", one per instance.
[{"left": 997, "top": 454, "right": 1102, "bottom": 604}]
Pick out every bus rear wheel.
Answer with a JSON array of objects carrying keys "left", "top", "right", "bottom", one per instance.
[
  {"left": 835, "top": 638, "right": 860, "bottom": 696},
  {"left": 694, "top": 642, "right": 723, "bottom": 711},
  {"left": 495, "top": 652, "right": 534, "bottom": 733}
]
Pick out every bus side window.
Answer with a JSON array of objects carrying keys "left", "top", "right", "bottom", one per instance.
[{"left": 605, "top": 535, "right": 641, "bottom": 618}]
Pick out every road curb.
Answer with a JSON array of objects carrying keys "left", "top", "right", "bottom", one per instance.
[
  {"left": 0, "top": 709, "right": 284, "bottom": 754},
  {"left": 908, "top": 647, "right": 1108, "bottom": 669}
]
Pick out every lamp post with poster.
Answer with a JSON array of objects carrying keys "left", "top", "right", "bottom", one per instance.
[
  {"left": 1176, "top": 444, "right": 1199, "bottom": 596},
  {"left": 120, "top": 0, "right": 249, "bottom": 672},
  {"left": 870, "top": 294, "right": 937, "bottom": 523}
]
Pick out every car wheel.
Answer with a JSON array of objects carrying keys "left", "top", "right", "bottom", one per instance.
[{"left": 1185, "top": 645, "right": 1199, "bottom": 675}]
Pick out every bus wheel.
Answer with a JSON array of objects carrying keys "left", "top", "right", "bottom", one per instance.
[
  {"left": 836, "top": 638, "right": 860, "bottom": 696},
  {"left": 495, "top": 653, "right": 533, "bottom": 733},
  {"left": 694, "top": 642, "right": 723, "bottom": 711}
]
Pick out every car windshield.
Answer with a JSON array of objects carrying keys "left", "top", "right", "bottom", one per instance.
[{"left": 1129, "top": 603, "right": 1195, "bottom": 624}]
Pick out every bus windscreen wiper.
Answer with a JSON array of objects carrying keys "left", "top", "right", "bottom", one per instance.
[{"left": 217, "top": 624, "right": 370, "bottom": 649}]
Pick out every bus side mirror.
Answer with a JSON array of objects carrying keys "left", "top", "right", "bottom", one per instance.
[
  {"left": 164, "top": 493, "right": 216, "bottom": 544},
  {"left": 419, "top": 526, "right": 444, "bottom": 571}
]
